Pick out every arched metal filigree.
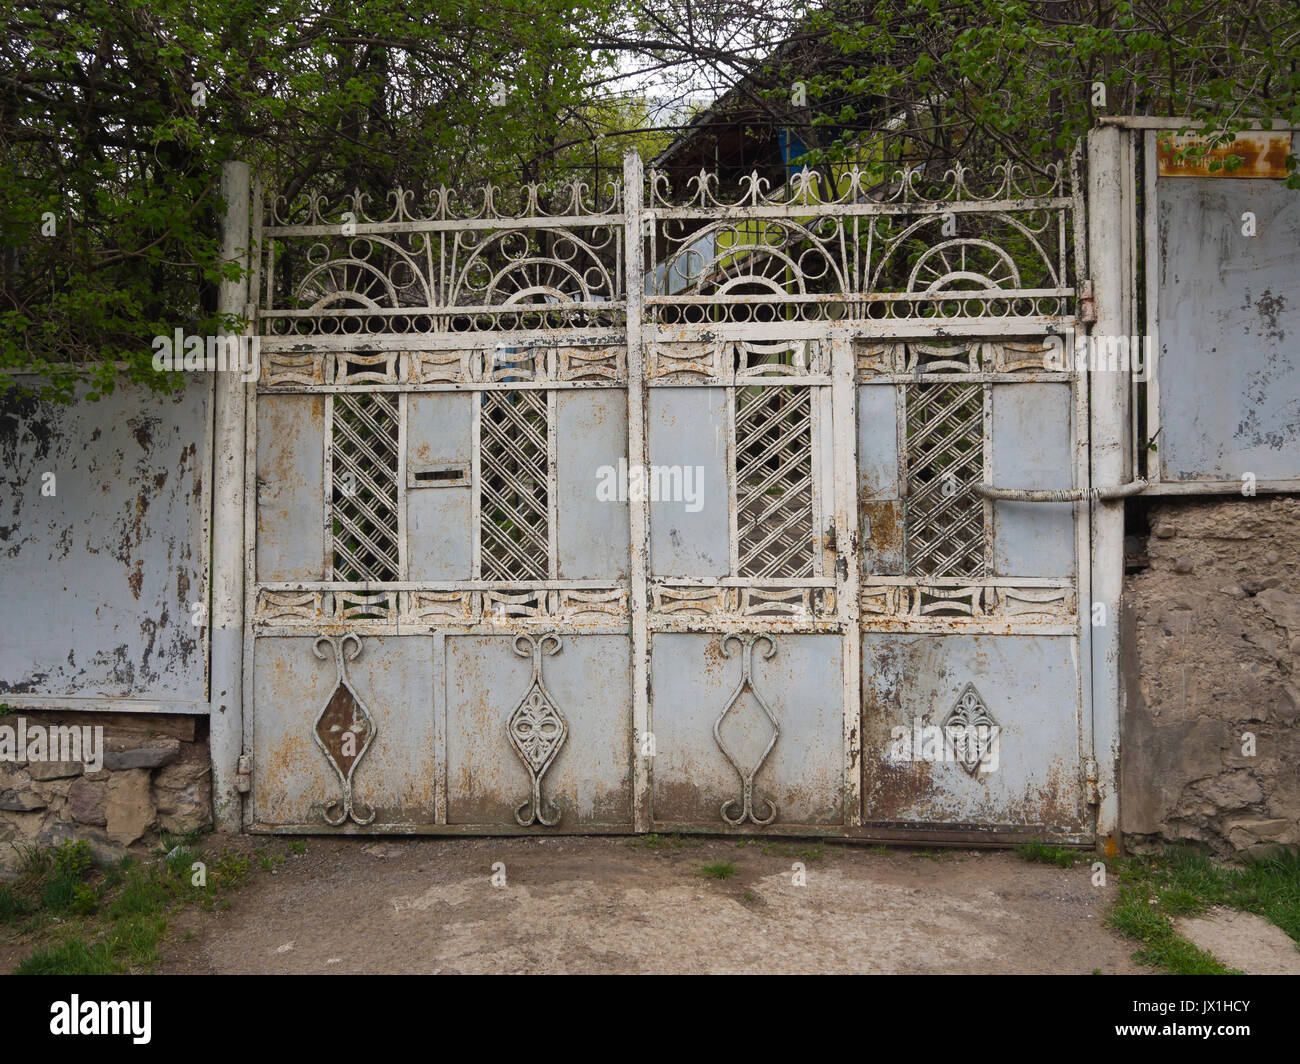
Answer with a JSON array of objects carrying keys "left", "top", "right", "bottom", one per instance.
[
  {"left": 714, "top": 634, "right": 779, "bottom": 826},
  {"left": 654, "top": 217, "right": 846, "bottom": 302},
  {"left": 261, "top": 153, "right": 1079, "bottom": 336},
  {"left": 506, "top": 632, "right": 567, "bottom": 826},
  {"left": 449, "top": 226, "right": 618, "bottom": 307},
  {"left": 311, "top": 634, "right": 377, "bottom": 826}
]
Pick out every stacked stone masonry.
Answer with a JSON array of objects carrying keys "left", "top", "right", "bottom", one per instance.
[{"left": 0, "top": 712, "right": 211, "bottom": 875}]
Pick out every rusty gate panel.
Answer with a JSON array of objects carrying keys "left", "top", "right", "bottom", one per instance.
[
  {"left": 860, "top": 633, "right": 1085, "bottom": 831},
  {"left": 445, "top": 634, "right": 633, "bottom": 827},
  {"left": 651, "top": 633, "right": 843, "bottom": 826},
  {"left": 249, "top": 634, "right": 438, "bottom": 828},
  {"left": 406, "top": 392, "right": 472, "bottom": 580}
]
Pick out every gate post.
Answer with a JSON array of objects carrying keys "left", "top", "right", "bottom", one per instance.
[
  {"left": 624, "top": 149, "right": 651, "bottom": 832},
  {"left": 211, "top": 160, "right": 252, "bottom": 832},
  {"left": 1085, "top": 127, "right": 1133, "bottom": 849}
]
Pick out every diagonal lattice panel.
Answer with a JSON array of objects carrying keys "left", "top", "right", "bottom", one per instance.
[
  {"left": 332, "top": 393, "right": 400, "bottom": 581},
  {"left": 480, "top": 390, "right": 550, "bottom": 580},
  {"left": 735, "top": 386, "right": 814, "bottom": 578},
  {"left": 904, "top": 382, "right": 986, "bottom": 577}
]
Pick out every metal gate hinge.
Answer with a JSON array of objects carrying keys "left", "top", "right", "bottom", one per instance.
[
  {"left": 235, "top": 754, "right": 252, "bottom": 794},
  {"left": 1079, "top": 280, "right": 1096, "bottom": 323},
  {"left": 1084, "top": 758, "right": 1099, "bottom": 805}
]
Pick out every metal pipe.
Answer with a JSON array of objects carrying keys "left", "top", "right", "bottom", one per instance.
[{"left": 972, "top": 478, "right": 1147, "bottom": 503}]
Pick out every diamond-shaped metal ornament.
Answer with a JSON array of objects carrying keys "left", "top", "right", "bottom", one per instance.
[
  {"left": 507, "top": 633, "right": 567, "bottom": 826},
  {"left": 714, "top": 633, "right": 779, "bottom": 826},
  {"left": 943, "top": 682, "right": 999, "bottom": 776},
  {"left": 312, "top": 634, "right": 377, "bottom": 825}
]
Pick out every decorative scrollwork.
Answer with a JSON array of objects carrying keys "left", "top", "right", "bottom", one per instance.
[
  {"left": 943, "top": 682, "right": 1000, "bottom": 776},
  {"left": 507, "top": 632, "right": 567, "bottom": 827},
  {"left": 714, "top": 634, "right": 779, "bottom": 826},
  {"left": 311, "top": 634, "right": 377, "bottom": 826}
]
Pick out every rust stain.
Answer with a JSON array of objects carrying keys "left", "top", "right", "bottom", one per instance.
[{"left": 1157, "top": 131, "right": 1292, "bottom": 179}]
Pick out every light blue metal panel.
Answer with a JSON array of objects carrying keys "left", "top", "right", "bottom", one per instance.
[
  {"left": 407, "top": 393, "right": 472, "bottom": 581},
  {"left": 256, "top": 394, "right": 325, "bottom": 582},
  {"left": 992, "top": 383, "right": 1075, "bottom": 577},
  {"left": 647, "top": 388, "right": 729, "bottom": 578},
  {"left": 650, "top": 633, "right": 844, "bottom": 825},
  {"left": 557, "top": 390, "right": 630, "bottom": 581},
  {"left": 407, "top": 490, "right": 471, "bottom": 580},
  {"left": 408, "top": 392, "right": 470, "bottom": 465},
  {"left": 857, "top": 384, "right": 898, "bottom": 499},
  {"left": 445, "top": 634, "right": 632, "bottom": 826},
  {"left": 1156, "top": 178, "right": 1300, "bottom": 480},
  {"left": 0, "top": 379, "right": 209, "bottom": 700},
  {"left": 250, "top": 635, "right": 438, "bottom": 827},
  {"left": 860, "top": 633, "right": 1083, "bottom": 828}
]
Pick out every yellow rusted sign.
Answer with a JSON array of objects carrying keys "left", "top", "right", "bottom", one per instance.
[{"left": 1157, "top": 130, "right": 1293, "bottom": 178}]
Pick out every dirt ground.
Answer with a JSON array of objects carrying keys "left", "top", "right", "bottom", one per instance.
[{"left": 139, "top": 835, "right": 1146, "bottom": 975}]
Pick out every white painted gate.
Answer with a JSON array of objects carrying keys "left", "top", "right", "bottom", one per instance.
[{"left": 229, "top": 152, "right": 1106, "bottom": 842}]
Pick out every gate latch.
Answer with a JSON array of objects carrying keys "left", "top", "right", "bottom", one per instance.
[
  {"left": 235, "top": 754, "right": 252, "bottom": 794},
  {"left": 1084, "top": 758, "right": 1099, "bottom": 805}
]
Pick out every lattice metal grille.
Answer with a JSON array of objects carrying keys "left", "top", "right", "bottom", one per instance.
[
  {"left": 480, "top": 390, "right": 550, "bottom": 580},
  {"left": 904, "top": 383, "right": 986, "bottom": 577},
  {"left": 735, "top": 386, "right": 814, "bottom": 578},
  {"left": 331, "top": 393, "right": 400, "bottom": 581}
]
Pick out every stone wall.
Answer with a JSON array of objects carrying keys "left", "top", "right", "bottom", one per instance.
[
  {"left": 1121, "top": 495, "right": 1300, "bottom": 856},
  {"left": 0, "top": 712, "right": 210, "bottom": 875}
]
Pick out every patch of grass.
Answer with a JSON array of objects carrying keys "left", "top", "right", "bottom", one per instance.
[
  {"left": 5, "top": 837, "right": 265, "bottom": 974},
  {"left": 289, "top": 840, "right": 308, "bottom": 856},
  {"left": 0, "top": 884, "right": 34, "bottom": 924},
  {"left": 105, "top": 914, "right": 167, "bottom": 968},
  {"left": 14, "top": 937, "right": 124, "bottom": 975},
  {"left": 40, "top": 873, "right": 83, "bottom": 914},
  {"left": 1107, "top": 886, "right": 1232, "bottom": 974},
  {"left": 1014, "top": 838, "right": 1080, "bottom": 868},
  {"left": 52, "top": 839, "right": 93, "bottom": 880},
  {"left": 210, "top": 853, "right": 252, "bottom": 891},
  {"left": 1105, "top": 846, "right": 1300, "bottom": 974},
  {"left": 11, "top": 841, "right": 52, "bottom": 880},
  {"left": 742, "top": 889, "right": 757, "bottom": 903},
  {"left": 108, "top": 862, "right": 185, "bottom": 920},
  {"left": 699, "top": 860, "right": 736, "bottom": 880}
]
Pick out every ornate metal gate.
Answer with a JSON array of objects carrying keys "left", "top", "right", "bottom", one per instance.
[{"left": 243, "top": 153, "right": 1094, "bottom": 841}]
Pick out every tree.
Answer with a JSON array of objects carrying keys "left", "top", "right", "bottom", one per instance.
[{"left": 0, "top": 0, "right": 613, "bottom": 399}]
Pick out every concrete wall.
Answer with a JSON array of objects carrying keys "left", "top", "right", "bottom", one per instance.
[{"left": 1122, "top": 495, "right": 1300, "bottom": 855}]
